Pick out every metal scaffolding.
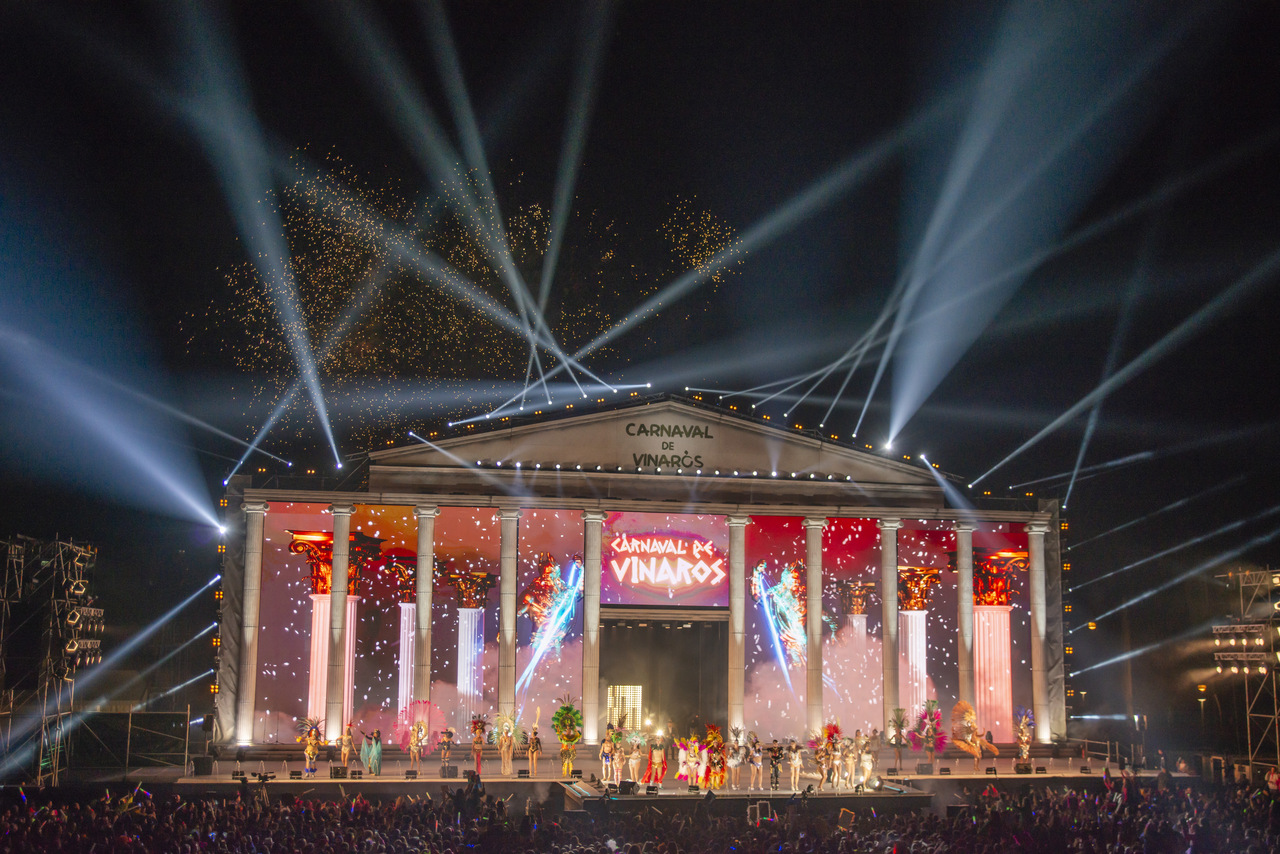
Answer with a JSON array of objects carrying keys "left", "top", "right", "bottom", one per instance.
[
  {"left": 1213, "top": 568, "right": 1280, "bottom": 774},
  {"left": 0, "top": 535, "right": 100, "bottom": 784}
]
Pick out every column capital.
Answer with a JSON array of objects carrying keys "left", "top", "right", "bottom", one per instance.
[
  {"left": 726, "top": 515, "right": 751, "bottom": 528},
  {"left": 802, "top": 516, "right": 828, "bottom": 531},
  {"left": 496, "top": 508, "right": 523, "bottom": 522},
  {"left": 1024, "top": 522, "right": 1051, "bottom": 536},
  {"left": 242, "top": 501, "right": 269, "bottom": 515},
  {"left": 414, "top": 505, "right": 440, "bottom": 520},
  {"left": 582, "top": 510, "right": 608, "bottom": 524},
  {"left": 955, "top": 520, "right": 977, "bottom": 534},
  {"left": 877, "top": 517, "right": 903, "bottom": 531},
  {"left": 329, "top": 504, "right": 355, "bottom": 517}
]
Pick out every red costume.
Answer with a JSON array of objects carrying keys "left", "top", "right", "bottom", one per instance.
[{"left": 641, "top": 740, "right": 668, "bottom": 785}]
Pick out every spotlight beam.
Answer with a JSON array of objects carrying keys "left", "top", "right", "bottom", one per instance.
[
  {"left": 1067, "top": 475, "right": 1248, "bottom": 551},
  {"left": 132, "top": 669, "right": 215, "bottom": 712},
  {"left": 972, "top": 243, "right": 1280, "bottom": 487},
  {"left": 407, "top": 432, "right": 527, "bottom": 495},
  {"left": 1088, "top": 525, "right": 1280, "bottom": 627},
  {"left": 1069, "top": 619, "right": 1217, "bottom": 677},
  {"left": 97, "top": 623, "right": 217, "bottom": 707},
  {"left": 1071, "top": 503, "right": 1280, "bottom": 592}
]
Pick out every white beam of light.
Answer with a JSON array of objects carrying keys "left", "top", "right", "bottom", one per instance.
[
  {"left": 168, "top": 3, "right": 340, "bottom": 466},
  {"left": 972, "top": 244, "right": 1280, "bottom": 487},
  {"left": 132, "top": 669, "right": 215, "bottom": 712},
  {"left": 886, "top": 2, "right": 1199, "bottom": 445},
  {"left": 1071, "top": 503, "right": 1280, "bottom": 593},
  {"left": 1067, "top": 475, "right": 1249, "bottom": 552},
  {"left": 1089, "top": 526, "right": 1280, "bottom": 627},
  {"left": 0, "top": 575, "right": 221, "bottom": 779},
  {"left": 1069, "top": 619, "right": 1217, "bottom": 677},
  {"left": 0, "top": 326, "right": 218, "bottom": 529}
]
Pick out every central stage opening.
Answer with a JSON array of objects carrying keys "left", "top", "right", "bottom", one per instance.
[{"left": 600, "top": 608, "right": 727, "bottom": 736}]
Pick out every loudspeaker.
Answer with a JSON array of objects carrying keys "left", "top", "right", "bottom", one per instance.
[
  {"left": 985, "top": 767, "right": 997, "bottom": 775},
  {"left": 606, "top": 783, "right": 618, "bottom": 794},
  {"left": 202, "top": 716, "right": 214, "bottom": 733},
  {"left": 289, "top": 770, "right": 302, "bottom": 780},
  {"left": 330, "top": 766, "right": 347, "bottom": 779},
  {"left": 465, "top": 771, "right": 479, "bottom": 783},
  {"left": 1080, "top": 766, "right": 1091, "bottom": 774},
  {"left": 938, "top": 767, "right": 951, "bottom": 775},
  {"left": 687, "top": 785, "right": 699, "bottom": 794},
  {"left": 192, "top": 756, "right": 213, "bottom": 776},
  {"left": 517, "top": 769, "right": 529, "bottom": 778},
  {"left": 886, "top": 767, "right": 899, "bottom": 775},
  {"left": 350, "top": 770, "right": 363, "bottom": 779},
  {"left": 916, "top": 763, "right": 933, "bottom": 775},
  {"left": 571, "top": 769, "right": 582, "bottom": 779},
  {"left": 619, "top": 781, "right": 637, "bottom": 795},
  {"left": 645, "top": 785, "right": 659, "bottom": 796},
  {"left": 1035, "top": 767, "right": 1047, "bottom": 774},
  {"left": 1015, "top": 763, "right": 1032, "bottom": 775},
  {"left": 440, "top": 764, "right": 458, "bottom": 778},
  {"left": 405, "top": 770, "right": 418, "bottom": 779}
]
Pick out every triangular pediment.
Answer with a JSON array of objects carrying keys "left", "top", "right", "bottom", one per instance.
[{"left": 370, "top": 399, "right": 934, "bottom": 487}]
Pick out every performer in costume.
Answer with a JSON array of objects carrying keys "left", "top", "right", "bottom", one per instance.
[
  {"left": 749, "top": 735, "right": 763, "bottom": 791},
  {"left": 951, "top": 701, "right": 999, "bottom": 773},
  {"left": 599, "top": 723, "right": 616, "bottom": 783},
  {"left": 641, "top": 733, "right": 668, "bottom": 787},
  {"left": 440, "top": 726, "right": 455, "bottom": 765},
  {"left": 628, "top": 741, "right": 643, "bottom": 781},
  {"left": 498, "top": 720, "right": 516, "bottom": 776},
  {"left": 788, "top": 740, "right": 803, "bottom": 791},
  {"left": 727, "top": 728, "right": 743, "bottom": 790},
  {"left": 1014, "top": 707, "right": 1034, "bottom": 762},
  {"left": 552, "top": 697, "right": 584, "bottom": 777},
  {"left": 767, "top": 739, "right": 782, "bottom": 790},
  {"left": 360, "top": 729, "right": 383, "bottom": 777},
  {"left": 528, "top": 726, "right": 543, "bottom": 777},
  {"left": 703, "top": 724, "right": 726, "bottom": 790},
  {"left": 470, "top": 718, "right": 488, "bottom": 776},
  {"left": 297, "top": 725, "right": 323, "bottom": 776},
  {"left": 340, "top": 724, "right": 355, "bottom": 767},
  {"left": 408, "top": 723, "right": 424, "bottom": 774}
]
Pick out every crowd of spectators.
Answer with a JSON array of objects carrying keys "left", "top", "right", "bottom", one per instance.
[{"left": 1, "top": 772, "right": 1278, "bottom": 853}]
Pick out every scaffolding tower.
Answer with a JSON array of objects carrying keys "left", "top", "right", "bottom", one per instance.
[
  {"left": 1213, "top": 567, "right": 1280, "bottom": 774},
  {"left": 0, "top": 535, "right": 101, "bottom": 784}
]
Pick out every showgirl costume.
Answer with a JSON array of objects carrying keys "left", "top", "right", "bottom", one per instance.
[
  {"left": 528, "top": 728, "right": 543, "bottom": 777},
  {"left": 340, "top": 725, "right": 354, "bottom": 767},
  {"left": 641, "top": 737, "right": 668, "bottom": 786},
  {"left": 360, "top": 730, "right": 383, "bottom": 777}
]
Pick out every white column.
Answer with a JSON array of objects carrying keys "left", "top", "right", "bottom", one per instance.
[
  {"left": 727, "top": 516, "right": 749, "bottom": 733},
  {"left": 325, "top": 504, "right": 353, "bottom": 743},
  {"left": 398, "top": 601, "right": 416, "bottom": 717},
  {"left": 413, "top": 505, "right": 439, "bottom": 718},
  {"left": 899, "top": 610, "right": 928, "bottom": 719},
  {"left": 307, "top": 593, "right": 331, "bottom": 721},
  {"left": 343, "top": 595, "right": 358, "bottom": 727},
  {"left": 956, "top": 522, "right": 976, "bottom": 708},
  {"left": 457, "top": 607, "right": 484, "bottom": 724},
  {"left": 877, "top": 518, "right": 902, "bottom": 732},
  {"left": 803, "top": 517, "right": 826, "bottom": 736},
  {"left": 498, "top": 508, "right": 521, "bottom": 718},
  {"left": 582, "top": 510, "right": 605, "bottom": 743},
  {"left": 974, "top": 605, "right": 1013, "bottom": 742},
  {"left": 1026, "top": 522, "right": 1051, "bottom": 743},
  {"left": 235, "top": 501, "right": 268, "bottom": 745}
]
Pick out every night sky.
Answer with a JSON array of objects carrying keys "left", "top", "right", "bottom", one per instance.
[{"left": 3, "top": 1, "right": 1280, "bottom": 745}]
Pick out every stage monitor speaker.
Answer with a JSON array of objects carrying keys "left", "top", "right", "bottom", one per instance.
[
  {"left": 645, "top": 785, "right": 659, "bottom": 797},
  {"left": 1035, "top": 767, "right": 1047, "bottom": 774},
  {"left": 619, "top": 781, "right": 637, "bottom": 795},
  {"left": 687, "top": 785, "right": 699, "bottom": 794},
  {"left": 405, "top": 770, "right": 418, "bottom": 779},
  {"left": 886, "top": 767, "right": 898, "bottom": 775},
  {"left": 330, "top": 766, "right": 347, "bottom": 779},
  {"left": 350, "top": 770, "right": 363, "bottom": 779},
  {"left": 916, "top": 763, "right": 933, "bottom": 775},
  {"left": 517, "top": 770, "right": 529, "bottom": 778},
  {"left": 1080, "top": 766, "right": 1091, "bottom": 774},
  {"left": 1015, "top": 763, "right": 1032, "bottom": 775},
  {"left": 440, "top": 764, "right": 458, "bottom": 778},
  {"left": 570, "top": 769, "right": 582, "bottom": 779},
  {"left": 192, "top": 756, "right": 213, "bottom": 776},
  {"left": 985, "top": 767, "right": 997, "bottom": 775},
  {"left": 465, "top": 771, "right": 479, "bottom": 783},
  {"left": 289, "top": 770, "right": 302, "bottom": 780},
  {"left": 605, "top": 783, "right": 618, "bottom": 794},
  {"left": 938, "top": 767, "right": 951, "bottom": 775}
]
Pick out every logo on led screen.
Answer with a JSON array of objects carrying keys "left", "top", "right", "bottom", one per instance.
[{"left": 608, "top": 533, "right": 726, "bottom": 590}]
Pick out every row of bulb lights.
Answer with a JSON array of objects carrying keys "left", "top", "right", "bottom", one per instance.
[
  {"left": 1213, "top": 623, "right": 1279, "bottom": 674},
  {"left": 474, "top": 460, "right": 860, "bottom": 480}
]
